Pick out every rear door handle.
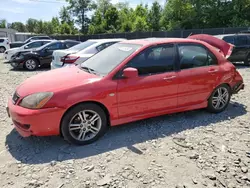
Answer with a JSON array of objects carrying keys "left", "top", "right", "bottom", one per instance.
[
  {"left": 163, "top": 75, "right": 176, "bottom": 81},
  {"left": 208, "top": 69, "right": 218, "bottom": 73}
]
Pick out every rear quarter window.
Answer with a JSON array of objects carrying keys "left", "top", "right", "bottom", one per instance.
[{"left": 0, "top": 39, "right": 4, "bottom": 43}]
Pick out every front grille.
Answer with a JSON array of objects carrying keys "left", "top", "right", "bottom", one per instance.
[{"left": 12, "top": 92, "right": 20, "bottom": 104}]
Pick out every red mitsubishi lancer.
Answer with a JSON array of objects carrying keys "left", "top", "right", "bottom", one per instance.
[{"left": 7, "top": 34, "right": 244, "bottom": 145}]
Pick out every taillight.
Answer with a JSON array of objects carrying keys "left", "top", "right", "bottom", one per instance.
[{"left": 61, "top": 55, "right": 79, "bottom": 64}]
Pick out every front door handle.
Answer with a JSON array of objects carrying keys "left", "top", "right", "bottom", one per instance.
[
  {"left": 163, "top": 75, "right": 176, "bottom": 81},
  {"left": 208, "top": 69, "right": 218, "bottom": 73}
]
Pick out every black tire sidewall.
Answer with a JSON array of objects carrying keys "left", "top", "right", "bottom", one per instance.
[
  {"left": 24, "top": 59, "right": 38, "bottom": 71},
  {"left": 61, "top": 103, "right": 108, "bottom": 145},
  {"left": 207, "top": 84, "right": 231, "bottom": 113}
]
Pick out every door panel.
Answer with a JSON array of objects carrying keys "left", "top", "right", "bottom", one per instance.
[
  {"left": 177, "top": 65, "right": 220, "bottom": 106},
  {"left": 116, "top": 44, "right": 178, "bottom": 118},
  {"left": 177, "top": 43, "right": 220, "bottom": 107},
  {"left": 117, "top": 72, "right": 178, "bottom": 118}
]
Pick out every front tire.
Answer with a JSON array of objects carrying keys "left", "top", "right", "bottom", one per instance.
[
  {"left": 24, "top": 59, "right": 38, "bottom": 71},
  {"left": 207, "top": 84, "right": 231, "bottom": 113},
  {"left": 61, "top": 103, "right": 108, "bottom": 145}
]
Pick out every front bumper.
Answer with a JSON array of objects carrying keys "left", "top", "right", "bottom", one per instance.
[{"left": 7, "top": 98, "right": 66, "bottom": 137}]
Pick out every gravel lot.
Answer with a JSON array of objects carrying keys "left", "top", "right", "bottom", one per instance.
[{"left": 0, "top": 58, "right": 249, "bottom": 188}]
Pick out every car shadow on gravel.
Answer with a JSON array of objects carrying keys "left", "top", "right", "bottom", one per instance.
[
  {"left": 9, "top": 67, "right": 51, "bottom": 72},
  {"left": 5, "top": 101, "right": 247, "bottom": 165}
]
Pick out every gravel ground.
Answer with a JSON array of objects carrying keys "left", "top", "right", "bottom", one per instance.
[{"left": 0, "top": 59, "right": 249, "bottom": 188}]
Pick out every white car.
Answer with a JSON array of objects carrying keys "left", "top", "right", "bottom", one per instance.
[
  {"left": 0, "top": 38, "right": 10, "bottom": 53},
  {"left": 51, "top": 38, "right": 126, "bottom": 69},
  {"left": 4, "top": 39, "right": 54, "bottom": 62}
]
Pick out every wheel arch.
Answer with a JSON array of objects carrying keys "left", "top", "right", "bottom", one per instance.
[
  {"left": 59, "top": 101, "right": 111, "bottom": 136},
  {"left": 207, "top": 83, "right": 232, "bottom": 101}
]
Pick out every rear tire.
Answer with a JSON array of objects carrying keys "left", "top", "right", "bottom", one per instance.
[
  {"left": 207, "top": 84, "right": 231, "bottom": 113},
  {"left": 61, "top": 103, "right": 108, "bottom": 145},
  {"left": 24, "top": 58, "right": 38, "bottom": 71},
  {"left": 0, "top": 46, "right": 6, "bottom": 53}
]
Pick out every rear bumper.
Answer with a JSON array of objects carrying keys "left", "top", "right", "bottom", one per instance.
[
  {"left": 232, "top": 82, "right": 244, "bottom": 94},
  {"left": 51, "top": 62, "right": 75, "bottom": 70}
]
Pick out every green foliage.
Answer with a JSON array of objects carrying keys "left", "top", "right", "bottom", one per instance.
[
  {"left": 0, "top": 19, "right": 7, "bottom": 28},
  {"left": 3, "top": 0, "right": 250, "bottom": 35},
  {"left": 9, "top": 22, "right": 26, "bottom": 32},
  {"left": 148, "top": 1, "right": 162, "bottom": 31},
  {"left": 66, "top": 0, "right": 96, "bottom": 33}
]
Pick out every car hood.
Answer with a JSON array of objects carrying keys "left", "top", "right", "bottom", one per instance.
[{"left": 16, "top": 66, "right": 101, "bottom": 97}]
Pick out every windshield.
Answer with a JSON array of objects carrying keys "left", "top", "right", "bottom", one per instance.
[
  {"left": 80, "top": 43, "right": 142, "bottom": 76},
  {"left": 69, "top": 40, "right": 96, "bottom": 51}
]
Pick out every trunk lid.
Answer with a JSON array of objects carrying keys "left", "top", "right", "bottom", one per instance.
[{"left": 188, "top": 34, "right": 234, "bottom": 58}]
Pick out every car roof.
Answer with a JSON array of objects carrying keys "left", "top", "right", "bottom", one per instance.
[
  {"left": 119, "top": 38, "right": 205, "bottom": 46},
  {"left": 60, "top": 40, "right": 80, "bottom": 43}
]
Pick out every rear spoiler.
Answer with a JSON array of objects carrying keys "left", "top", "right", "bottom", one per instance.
[{"left": 188, "top": 34, "right": 234, "bottom": 58}]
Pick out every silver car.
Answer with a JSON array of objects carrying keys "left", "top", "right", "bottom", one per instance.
[{"left": 51, "top": 38, "right": 126, "bottom": 69}]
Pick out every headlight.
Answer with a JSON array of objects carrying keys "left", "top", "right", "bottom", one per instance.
[{"left": 19, "top": 92, "right": 53, "bottom": 109}]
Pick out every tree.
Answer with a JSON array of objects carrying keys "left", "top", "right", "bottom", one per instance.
[
  {"left": 104, "top": 6, "right": 119, "bottom": 32},
  {"left": 96, "top": 0, "right": 111, "bottom": 17},
  {"left": 148, "top": 1, "right": 162, "bottom": 31},
  {"left": 0, "top": 19, "right": 7, "bottom": 28},
  {"left": 35, "top": 20, "right": 44, "bottom": 34},
  {"left": 133, "top": 17, "right": 149, "bottom": 32},
  {"left": 88, "top": 10, "right": 105, "bottom": 34},
  {"left": 51, "top": 17, "right": 61, "bottom": 34},
  {"left": 132, "top": 4, "right": 149, "bottom": 31},
  {"left": 26, "top": 18, "right": 38, "bottom": 32},
  {"left": 66, "top": 0, "right": 96, "bottom": 33},
  {"left": 118, "top": 7, "right": 133, "bottom": 32},
  {"left": 59, "top": 6, "right": 73, "bottom": 24},
  {"left": 9, "top": 22, "right": 26, "bottom": 32},
  {"left": 161, "top": 0, "right": 195, "bottom": 30},
  {"left": 60, "top": 22, "right": 72, "bottom": 34}
]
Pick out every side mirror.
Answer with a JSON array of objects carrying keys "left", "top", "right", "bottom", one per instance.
[
  {"left": 24, "top": 46, "right": 29, "bottom": 49},
  {"left": 123, "top": 67, "right": 138, "bottom": 78}
]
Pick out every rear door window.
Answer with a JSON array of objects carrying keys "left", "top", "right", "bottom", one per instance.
[
  {"left": 235, "top": 35, "right": 248, "bottom": 46},
  {"left": 177, "top": 44, "right": 217, "bottom": 70}
]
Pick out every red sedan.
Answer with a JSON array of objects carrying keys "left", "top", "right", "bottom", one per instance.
[{"left": 7, "top": 34, "right": 244, "bottom": 145}]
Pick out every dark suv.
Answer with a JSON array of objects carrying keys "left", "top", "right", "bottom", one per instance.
[{"left": 215, "top": 34, "right": 250, "bottom": 66}]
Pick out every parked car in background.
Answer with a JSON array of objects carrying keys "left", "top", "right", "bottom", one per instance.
[
  {"left": 4, "top": 39, "right": 54, "bottom": 62},
  {"left": 51, "top": 38, "right": 126, "bottom": 69},
  {"left": 0, "top": 38, "right": 10, "bottom": 53},
  {"left": 215, "top": 33, "right": 250, "bottom": 65},
  {"left": 10, "top": 36, "right": 52, "bottom": 48},
  {"left": 6, "top": 34, "right": 244, "bottom": 145},
  {"left": 10, "top": 40, "right": 80, "bottom": 71}
]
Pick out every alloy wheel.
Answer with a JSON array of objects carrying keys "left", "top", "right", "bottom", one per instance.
[
  {"left": 212, "top": 87, "right": 229, "bottom": 110},
  {"left": 69, "top": 110, "right": 102, "bottom": 141},
  {"left": 0, "top": 47, "right": 5, "bottom": 53},
  {"left": 25, "top": 59, "right": 37, "bottom": 70}
]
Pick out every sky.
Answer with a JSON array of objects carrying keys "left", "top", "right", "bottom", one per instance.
[{"left": 0, "top": 0, "right": 165, "bottom": 24}]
